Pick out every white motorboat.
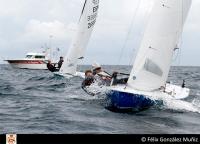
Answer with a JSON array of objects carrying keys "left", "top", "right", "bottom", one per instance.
[{"left": 5, "top": 52, "right": 49, "bottom": 70}]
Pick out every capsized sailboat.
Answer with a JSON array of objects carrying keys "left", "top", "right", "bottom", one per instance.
[
  {"left": 106, "top": 0, "right": 192, "bottom": 111},
  {"left": 54, "top": 0, "right": 99, "bottom": 78}
]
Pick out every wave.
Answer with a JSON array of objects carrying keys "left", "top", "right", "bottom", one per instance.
[
  {"left": 23, "top": 82, "right": 67, "bottom": 91},
  {"left": 0, "top": 84, "right": 16, "bottom": 91},
  {"left": 149, "top": 92, "right": 200, "bottom": 113}
]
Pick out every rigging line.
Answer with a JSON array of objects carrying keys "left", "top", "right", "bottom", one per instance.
[
  {"left": 79, "top": 0, "right": 87, "bottom": 22},
  {"left": 128, "top": 1, "right": 151, "bottom": 66},
  {"left": 76, "top": 0, "right": 87, "bottom": 72},
  {"left": 175, "top": 0, "right": 184, "bottom": 66},
  {"left": 117, "top": 0, "right": 141, "bottom": 65},
  {"left": 178, "top": 0, "right": 184, "bottom": 66},
  {"left": 173, "top": 0, "right": 184, "bottom": 66}
]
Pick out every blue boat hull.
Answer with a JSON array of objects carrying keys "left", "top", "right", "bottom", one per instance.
[{"left": 106, "top": 90, "right": 155, "bottom": 112}]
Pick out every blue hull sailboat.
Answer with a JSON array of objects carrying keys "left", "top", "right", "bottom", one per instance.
[{"left": 106, "top": 0, "right": 192, "bottom": 111}]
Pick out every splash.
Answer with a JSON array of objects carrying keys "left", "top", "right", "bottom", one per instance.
[
  {"left": 192, "top": 98, "right": 200, "bottom": 109},
  {"left": 67, "top": 80, "right": 108, "bottom": 101},
  {"left": 163, "top": 99, "right": 199, "bottom": 113},
  {"left": 151, "top": 93, "right": 200, "bottom": 113},
  {"left": 85, "top": 82, "right": 108, "bottom": 96},
  {"left": 82, "top": 76, "right": 110, "bottom": 97}
]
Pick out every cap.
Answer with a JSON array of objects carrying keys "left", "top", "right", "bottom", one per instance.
[{"left": 92, "top": 62, "right": 101, "bottom": 70}]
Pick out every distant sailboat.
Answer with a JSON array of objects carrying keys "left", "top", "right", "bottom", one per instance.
[
  {"left": 106, "top": 0, "right": 192, "bottom": 111},
  {"left": 54, "top": 0, "right": 99, "bottom": 78}
]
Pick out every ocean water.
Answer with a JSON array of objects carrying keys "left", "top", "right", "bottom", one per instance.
[{"left": 0, "top": 64, "right": 200, "bottom": 134}]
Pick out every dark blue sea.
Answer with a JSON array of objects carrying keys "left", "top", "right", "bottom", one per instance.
[{"left": 0, "top": 64, "right": 200, "bottom": 134}]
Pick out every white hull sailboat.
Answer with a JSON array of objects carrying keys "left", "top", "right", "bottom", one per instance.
[
  {"left": 54, "top": 0, "right": 99, "bottom": 79},
  {"left": 106, "top": 0, "right": 192, "bottom": 111},
  {"left": 54, "top": 71, "right": 85, "bottom": 78}
]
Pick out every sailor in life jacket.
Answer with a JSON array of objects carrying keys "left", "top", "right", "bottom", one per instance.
[
  {"left": 47, "top": 60, "right": 58, "bottom": 72},
  {"left": 92, "top": 62, "right": 112, "bottom": 86},
  {"left": 82, "top": 70, "right": 95, "bottom": 88},
  {"left": 82, "top": 62, "right": 129, "bottom": 90},
  {"left": 57, "top": 56, "right": 64, "bottom": 70}
]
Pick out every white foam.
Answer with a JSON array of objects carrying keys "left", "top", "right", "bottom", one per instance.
[
  {"left": 85, "top": 82, "right": 108, "bottom": 96},
  {"left": 192, "top": 98, "right": 200, "bottom": 108},
  {"left": 150, "top": 94, "right": 200, "bottom": 113},
  {"left": 163, "top": 99, "right": 199, "bottom": 113}
]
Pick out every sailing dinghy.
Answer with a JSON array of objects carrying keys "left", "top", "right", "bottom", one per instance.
[
  {"left": 106, "top": 0, "right": 192, "bottom": 111},
  {"left": 54, "top": 0, "right": 99, "bottom": 78}
]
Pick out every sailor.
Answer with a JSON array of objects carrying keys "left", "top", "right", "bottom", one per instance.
[
  {"left": 57, "top": 56, "right": 64, "bottom": 69},
  {"left": 82, "top": 62, "right": 129, "bottom": 89},
  {"left": 182, "top": 80, "right": 185, "bottom": 88},
  {"left": 92, "top": 62, "right": 112, "bottom": 86},
  {"left": 111, "top": 72, "right": 129, "bottom": 86},
  {"left": 82, "top": 70, "right": 95, "bottom": 88},
  {"left": 47, "top": 60, "right": 58, "bottom": 72}
]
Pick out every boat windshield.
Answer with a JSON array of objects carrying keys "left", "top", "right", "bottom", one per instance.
[
  {"left": 26, "top": 55, "right": 33, "bottom": 58},
  {"left": 35, "top": 55, "right": 45, "bottom": 59}
]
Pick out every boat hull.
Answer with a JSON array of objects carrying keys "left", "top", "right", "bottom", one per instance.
[
  {"left": 106, "top": 90, "right": 155, "bottom": 111},
  {"left": 53, "top": 71, "right": 85, "bottom": 79},
  {"left": 106, "top": 84, "right": 190, "bottom": 112},
  {"left": 6, "top": 60, "right": 48, "bottom": 70}
]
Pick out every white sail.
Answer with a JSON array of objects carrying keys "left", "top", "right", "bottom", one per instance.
[
  {"left": 128, "top": 0, "right": 192, "bottom": 91},
  {"left": 60, "top": 0, "right": 99, "bottom": 74}
]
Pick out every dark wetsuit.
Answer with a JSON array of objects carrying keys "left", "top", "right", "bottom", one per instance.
[
  {"left": 47, "top": 63, "right": 59, "bottom": 72},
  {"left": 112, "top": 78, "right": 128, "bottom": 85},
  {"left": 82, "top": 76, "right": 95, "bottom": 88},
  {"left": 111, "top": 72, "right": 128, "bottom": 86},
  {"left": 82, "top": 76, "right": 96, "bottom": 95},
  {"left": 57, "top": 60, "right": 64, "bottom": 69}
]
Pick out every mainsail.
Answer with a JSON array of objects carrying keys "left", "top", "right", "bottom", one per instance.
[
  {"left": 60, "top": 0, "right": 99, "bottom": 74},
  {"left": 128, "top": 0, "right": 192, "bottom": 91}
]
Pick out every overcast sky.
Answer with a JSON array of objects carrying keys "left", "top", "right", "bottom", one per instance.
[{"left": 0, "top": 0, "right": 199, "bottom": 66}]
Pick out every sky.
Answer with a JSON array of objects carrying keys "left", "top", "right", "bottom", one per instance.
[{"left": 0, "top": 0, "right": 199, "bottom": 66}]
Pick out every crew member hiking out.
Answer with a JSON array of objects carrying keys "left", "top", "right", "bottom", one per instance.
[
  {"left": 47, "top": 56, "right": 64, "bottom": 72},
  {"left": 57, "top": 56, "right": 64, "bottom": 70},
  {"left": 82, "top": 62, "right": 129, "bottom": 89},
  {"left": 82, "top": 70, "right": 95, "bottom": 88},
  {"left": 92, "top": 62, "right": 112, "bottom": 86},
  {"left": 47, "top": 60, "right": 58, "bottom": 72}
]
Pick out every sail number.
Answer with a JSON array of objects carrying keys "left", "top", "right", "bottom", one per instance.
[
  {"left": 88, "top": 20, "right": 96, "bottom": 29},
  {"left": 92, "top": 0, "right": 99, "bottom": 5},
  {"left": 88, "top": 13, "right": 97, "bottom": 21},
  {"left": 87, "top": 5, "right": 98, "bottom": 29},
  {"left": 93, "top": 5, "right": 99, "bottom": 13}
]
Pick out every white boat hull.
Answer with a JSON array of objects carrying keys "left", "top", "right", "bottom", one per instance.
[
  {"left": 6, "top": 60, "right": 48, "bottom": 70},
  {"left": 53, "top": 71, "right": 85, "bottom": 79},
  {"left": 106, "top": 83, "right": 190, "bottom": 111}
]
